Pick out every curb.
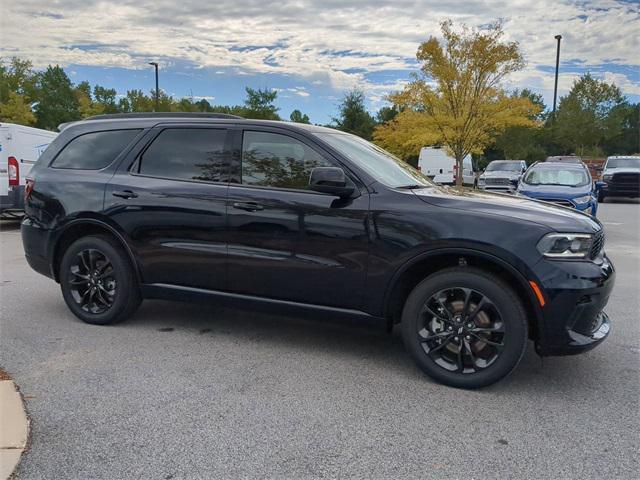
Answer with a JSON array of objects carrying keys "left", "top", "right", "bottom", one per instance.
[{"left": 0, "top": 379, "right": 29, "bottom": 479}]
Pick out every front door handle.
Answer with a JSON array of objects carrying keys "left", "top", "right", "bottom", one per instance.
[
  {"left": 232, "top": 201, "right": 263, "bottom": 212},
  {"left": 112, "top": 190, "right": 138, "bottom": 199}
]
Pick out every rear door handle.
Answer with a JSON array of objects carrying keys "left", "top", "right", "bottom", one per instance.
[
  {"left": 112, "top": 190, "right": 138, "bottom": 199},
  {"left": 232, "top": 201, "right": 263, "bottom": 212}
]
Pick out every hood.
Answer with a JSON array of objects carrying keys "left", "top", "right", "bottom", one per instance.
[
  {"left": 517, "top": 183, "right": 591, "bottom": 199},
  {"left": 480, "top": 170, "right": 521, "bottom": 179},
  {"left": 411, "top": 186, "right": 601, "bottom": 233}
]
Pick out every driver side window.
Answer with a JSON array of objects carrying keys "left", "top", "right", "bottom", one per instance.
[{"left": 241, "top": 131, "right": 333, "bottom": 190}]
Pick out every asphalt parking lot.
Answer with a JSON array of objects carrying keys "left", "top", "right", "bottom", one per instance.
[{"left": 1, "top": 200, "right": 638, "bottom": 479}]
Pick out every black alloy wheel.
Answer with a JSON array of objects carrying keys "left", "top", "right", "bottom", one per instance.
[
  {"left": 418, "top": 287, "right": 505, "bottom": 373},
  {"left": 60, "top": 235, "right": 141, "bottom": 325},
  {"left": 68, "top": 249, "right": 116, "bottom": 314},
  {"left": 401, "top": 267, "right": 527, "bottom": 389}
]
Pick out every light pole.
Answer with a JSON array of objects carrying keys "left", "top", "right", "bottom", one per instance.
[
  {"left": 148, "top": 62, "right": 159, "bottom": 111},
  {"left": 552, "top": 35, "right": 562, "bottom": 117}
]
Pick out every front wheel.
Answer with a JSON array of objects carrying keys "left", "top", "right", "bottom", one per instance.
[
  {"left": 597, "top": 191, "right": 605, "bottom": 203},
  {"left": 401, "top": 267, "right": 528, "bottom": 389},
  {"left": 60, "top": 235, "right": 141, "bottom": 325}
]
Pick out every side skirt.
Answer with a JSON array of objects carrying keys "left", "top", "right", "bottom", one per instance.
[{"left": 141, "top": 283, "right": 387, "bottom": 329}]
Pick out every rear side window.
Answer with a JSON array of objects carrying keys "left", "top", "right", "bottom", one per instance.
[
  {"left": 138, "top": 128, "right": 229, "bottom": 183},
  {"left": 52, "top": 129, "right": 141, "bottom": 170}
]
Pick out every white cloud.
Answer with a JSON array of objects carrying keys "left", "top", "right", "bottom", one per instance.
[{"left": 2, "top": 0, "right": 638, "bottom": 102}]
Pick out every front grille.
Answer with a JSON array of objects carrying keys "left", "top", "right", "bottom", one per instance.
[
  {"left": 612, "top": 172, "right": 640, "bottom": 186},
  {"left": 590, "top": 230, "right": 605, "bottom": 259},
  {"left": 539, "top": 198, "right": 574, "bottom": 208},
  {"left": 485, "top": 178, "right": 510, "bottom": 185}
]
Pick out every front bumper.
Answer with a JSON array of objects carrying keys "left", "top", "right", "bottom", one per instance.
[
  {"left": 533, "top": 254, "right": 615, "bottom": 356},
  {"left": 480, "top": 185, "right": 517, "bottom": 194},
  {"left": 600, "top": 183, "right": 640, "bottom": 198}
]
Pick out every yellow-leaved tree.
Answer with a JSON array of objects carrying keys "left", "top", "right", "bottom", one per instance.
[{"left": 374, "top": 21, "right": 541, "bottom": 186}]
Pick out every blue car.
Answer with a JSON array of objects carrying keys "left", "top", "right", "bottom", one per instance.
[{"left": 517, "top": 161, "right": 598, "bottom": 216}]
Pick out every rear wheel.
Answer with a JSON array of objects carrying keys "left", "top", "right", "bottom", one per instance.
[
  {"left": 401, "top": 267, "right": 527, "bottom": 389},
  {"left": 60, "top": 235, "right": 141, "bottom": 325}
]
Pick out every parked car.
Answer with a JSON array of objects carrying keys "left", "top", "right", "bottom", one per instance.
[
  {"left": 478, "top": 160, "right": 527, "bottom": 194},
  {"left": 598, "top": 156, "right": 640, "bottom": 202},
  {"left": 417, "top": 147, "right": 476, "bottom": 186},
  {"left": 517, "top": 161, "right": 598, "bottom": 216},
  {"left": 0, "top": 123, "right": 57, "bottom": 217},
  {"left": 22, "top": 113, "right": 614, "bottom": 389}
]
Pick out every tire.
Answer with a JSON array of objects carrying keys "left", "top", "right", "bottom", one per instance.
[
  {"left": 59, "top": 235, "right": 142, "bottom": 325},
  {"left": 401, "top": 267, "right": 527, "bottom": 389},
  {"left": 598, "top": 191, "right": 605, "bottom": 203}
]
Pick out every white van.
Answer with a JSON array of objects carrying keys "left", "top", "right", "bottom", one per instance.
[
  {"left": 0, "top": 123, "right": 57, "bottom": 216},
  {"left": 418, "top": 147, "right": 476, "bottom": 186}
]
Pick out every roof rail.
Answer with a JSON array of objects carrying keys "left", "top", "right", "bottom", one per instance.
[{"left": 85, "top": 112, "right": 243, "bottom": 121}]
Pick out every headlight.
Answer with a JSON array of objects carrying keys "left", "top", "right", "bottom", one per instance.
[
  {"left": 603, "top": 174, "right": 612, "bottom": 181},
  {"left": 573, "top": 195, "right": 592, "bottom": 205},
  {"left": 537, "top": 233, "right": 593, "bottom": 258}
]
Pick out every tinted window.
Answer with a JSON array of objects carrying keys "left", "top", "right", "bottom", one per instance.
[
  {"left": 316, "top": 132, "right": 432, "bottom": 188},
  {"left": 486, "top": 161, "right": 522, "bottom": 172},
  {"left": 607, "top": 157, "right": 640, "bottom": 168},
  {"left": 241, "top": 131, "right": 333, "bottom": 189},
  {"left": 139, "top": 128, "right": 229, "bottom": 182},
  {"left": 52, "top": 129, "right": 141, "bottom": 169}
]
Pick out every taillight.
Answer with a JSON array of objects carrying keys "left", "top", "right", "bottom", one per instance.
[
  {"left": 8, "top": 156, "right": 19, "bottom": 187},
  {"left": 25, "top": 178, "right": 35, "bottom": 202}
]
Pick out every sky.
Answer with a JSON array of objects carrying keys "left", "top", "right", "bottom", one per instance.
[{"left": 1, "top": 0, "right": 639, "bottom": 124}]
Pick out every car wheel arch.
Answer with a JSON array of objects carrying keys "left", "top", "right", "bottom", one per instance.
[
  {"left": 383, "top": 248, "right": 544, "bottom": 341},
  {"left": 51, "top": 218, "right": 141, "bottom": 284}
]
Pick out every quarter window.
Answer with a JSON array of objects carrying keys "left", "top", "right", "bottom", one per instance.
[
  {"left": 52, "top": 129, "right": 141, "bottom": 170},
  {"left": 138, "top": 128, "right": 229, "bottom": 182},
  {"left": 241, "top": 131, "right": 332, "bottom": 189}
]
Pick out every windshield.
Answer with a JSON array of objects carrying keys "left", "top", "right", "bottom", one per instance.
[
  {"left": 315, "top": 132, "right": 433, "bottom": 188},
  {"left": 607, "top": 157, "right": 640, "bottom": 169},
  {"left": 486, "top": 161, "right": 522, "bottom": 172},
  {"left": 522, "top": 167, "right": 589, "bottom": 187}
]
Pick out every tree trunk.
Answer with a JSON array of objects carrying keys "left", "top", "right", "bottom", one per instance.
[{"left": 455, "top": 155, "right": 464, "bottom": 187}]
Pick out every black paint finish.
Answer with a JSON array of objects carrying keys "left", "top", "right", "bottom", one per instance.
[{"left": 21, "top": 116, "right": 614, "bottom": 357}]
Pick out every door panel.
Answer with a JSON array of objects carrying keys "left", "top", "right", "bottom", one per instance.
[
  {"left": 226, "top": 186, "right": 369, "bottom": 309},
  {"left": 225, "top": 128, "right": 369, "bottom": 310},
  {"left": 104, "top": 126, "right": 231, "bottom": 290}
]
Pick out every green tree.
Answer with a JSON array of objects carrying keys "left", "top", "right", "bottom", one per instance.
[
  {"left": 492, "top": 89, "right": 547, "bottom": 162},
  {"left": 34, "top": 65, "right": 80, "bottom": 130},
  {"left": 374, "top": 21, "right": 539, "bottom": 186},
  {"left": 243, "top": 87, "right": 280, "bottom": 119},
  {"left": 602, "top": 103, "right": 639, "bottom": 154},
  {"left": 93, "top": 85, "right": 119, "bottom": 113},
  {"left": 290, "top": 109, "right": 310, "bottom": 124},
  {"left": 376, "top": 106, "right": 399, "bottom": 124},
  {"left": 0, "top": 57, "right": 38, "bottom": 104},
  {"left": 552, "top": 74, "right": 626, "bottom": 156},
  {"left": 0, "top": 91, "right": 37, "bottom": 125},
  {"left": 333, "top": 88, "right": 376, "bottom": 139}
]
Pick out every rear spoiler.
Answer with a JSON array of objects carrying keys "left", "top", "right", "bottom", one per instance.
[{"left": 58, "top": 121, "right": 79, "bottom": 132}]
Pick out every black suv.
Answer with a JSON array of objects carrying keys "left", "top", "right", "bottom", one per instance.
[{"left": 21, "top": 113, "right": 615, "bottom": 388}]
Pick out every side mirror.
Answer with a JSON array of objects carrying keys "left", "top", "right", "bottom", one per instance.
[
  {"left": 595, "top": 181, "right": 605, "bottom": 191},
  {"left": 309, "top": 167, "right": 355, "bottom": 198}
]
